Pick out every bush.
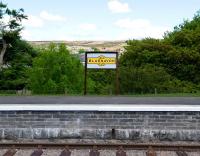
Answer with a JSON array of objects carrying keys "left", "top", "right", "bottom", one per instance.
[
  {"left": 28, "top": 43, "right": 84, "bottom": 94},
  {"left": 119, "top": 64, "right": 197, "bottom": 94}
]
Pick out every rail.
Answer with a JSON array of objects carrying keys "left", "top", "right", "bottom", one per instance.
[{"left": 1, "top": 142, "right": 200, "bottom": 156}]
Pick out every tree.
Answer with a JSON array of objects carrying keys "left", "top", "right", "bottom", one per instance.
[
  {"left": 78, "top": 48, "right": 85, "bottom": 54},
  {"left": 0, "top": 38, "right": 37, "bottom": 90},
  {"left": 0, "top": 1, "right": 27, "bottom": 68},
  {"left": 119, "top": 37, "right": 199, "bottom": 94},
  {"left": 87, "top": 70, "right": 116, "bottom": 95},
  {"left": 0, "top": 2, "right": 37, "bottom": 91},
  {"left": 29, "top": 44, "right": 84, "bottom": 94},
  {"left": 163, "top": 11, "right": 200, "bottom": 84}
]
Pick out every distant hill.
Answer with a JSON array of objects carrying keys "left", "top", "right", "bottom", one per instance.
[{"left": 28, "top": 40, "right": 126, "bottom": 54}]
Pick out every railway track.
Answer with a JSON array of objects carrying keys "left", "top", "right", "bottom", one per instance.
[{"left": 0, "top": 143, "right": 200, "bottom": 156}]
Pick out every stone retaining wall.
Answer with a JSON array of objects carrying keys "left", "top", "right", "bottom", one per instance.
[{"left": 0, "top": 111, "right": 199, "bottom": 141}]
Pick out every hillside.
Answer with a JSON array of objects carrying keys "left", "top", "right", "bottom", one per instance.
[{"left": 28, "top": 40, "right": 126, "bottom": 54}]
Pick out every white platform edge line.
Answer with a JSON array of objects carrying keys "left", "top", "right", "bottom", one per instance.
[{"left": 0, "top": 104, "right": 199, "bottom": 111}]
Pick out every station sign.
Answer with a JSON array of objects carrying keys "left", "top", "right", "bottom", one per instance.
[
  {"left": 84, "top": 52, "right": 119, "bottom": 95},
  {"left": 86, "top": 52, "right": 117, "bottom": 69}
]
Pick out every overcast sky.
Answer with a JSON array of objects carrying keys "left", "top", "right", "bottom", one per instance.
[{"left": 3, "top": 0, "right": 200, "bottom": 41}]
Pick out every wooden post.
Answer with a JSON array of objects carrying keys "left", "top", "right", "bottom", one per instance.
[
  {"left": 116, "top": 52, "right": 119, "bottom": 95},
  {"left": 84, "top": 52, "right": 87, "bottom": 95}
]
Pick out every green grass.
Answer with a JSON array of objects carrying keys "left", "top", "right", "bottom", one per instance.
[
  {"left": 120, "top": 93, "right": 200, "bottom": 97},
  {"left": 1, "top": 93, "right": 200, "bottom": 97}
]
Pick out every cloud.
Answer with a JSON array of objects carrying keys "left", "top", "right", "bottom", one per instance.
[
  {"left": 22, "top": 11, "right": 67, "bottom": 28},
  {"left": 21, "top": 27, "right": 73, "bottom": 41},
  {"left": 115, "top": 18, "right": 170, "bottom": 39},
  {"left": 79, "top": 23, "right": 97, "bottom": 31},
  {"left": 108, "top": 0, "right": 131, "bottom": 13},
  {"left": 40, "top": 11, "right": 66, "bottom": 22},
  {"left": 115, "top": 18, "right": 151, "bottom": 29},
  {"left": 21, "top": 30, "right": 32, "bottom": 40},
  {"left": 23, "top": 15, "right": 44, "bottom": 28}
]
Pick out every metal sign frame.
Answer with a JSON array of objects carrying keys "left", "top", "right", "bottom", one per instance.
[{"left": 84, "top": 51, "right": 119, "bottom": 95}]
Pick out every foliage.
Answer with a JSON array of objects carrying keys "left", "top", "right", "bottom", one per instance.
[
  {"left": 119, "top": 64, "right": 197, "bottom": 94},
  {"left": 0, "top": 2, "right": 36, "bottom": 90},
  {"left": 91, "top": 47, "right": 100, "bottom": 51},
  {"left": 0, "top": 1, "right": 27, "bottom": 36},
  {"left": 0, "top": 39, "right": 37, "bottom": 90},
  {"left": 119, "top": 11, "right": 200, "bottom": 94},
  {"left": 0, "top": 1, "right": 28, "bottom": 66},
  {"left": 29, "top": 44, "right": 84, "bottom": 94},
  {"left": 2, "top": 2, "right": 200, "bottom": 95},
  {"left": 78, "top": 49, "right": 85, "bottom": 54},
  {"left": 87, "top": 70, "right": 116, "bottom": 95},
  {"left": 162, "top": 12, "right": 200, "bottom": 83}
]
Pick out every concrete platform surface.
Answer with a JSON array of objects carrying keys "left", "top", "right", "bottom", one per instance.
[
  {"left": 0, "top": 96, "right": 200, "bottom": 104},
  {"left": 0, "top": 96, "right": 200, "bottom": 111}
]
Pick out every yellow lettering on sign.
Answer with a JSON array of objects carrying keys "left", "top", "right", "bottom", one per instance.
[{"left": 88, "top": 55, "right": 116, "bottom": 66}]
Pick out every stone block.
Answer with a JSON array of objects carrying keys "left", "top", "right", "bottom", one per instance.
[
  {"left": 33, "top": 128, "right": 48, "bottom": 139},
  {"left": 60, "top": 129, "right": 81, "bottom": 139},
  {"left": 3, "top": 129, "right": 21, "bottom": 140},
  {"left": 21, "top": 128, "right": 33, "bottom": 139},
  {"left": 48, "top": 128, "right": 60, "bottom": 139}
]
